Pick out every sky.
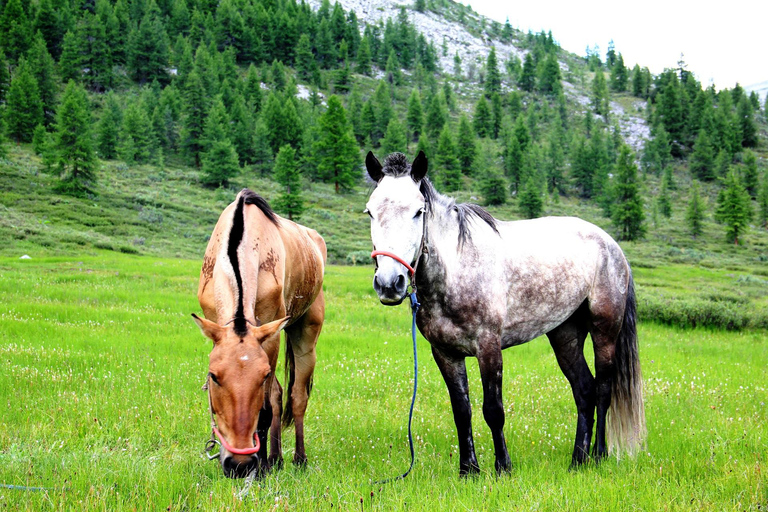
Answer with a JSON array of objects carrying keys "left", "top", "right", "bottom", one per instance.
[{"left": 465, "top": 0, "right": 767, "bottom": 91}]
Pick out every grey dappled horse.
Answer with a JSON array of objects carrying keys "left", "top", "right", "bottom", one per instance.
[{"left": 365, "top": 151, "right": 645, "bottom": 475}]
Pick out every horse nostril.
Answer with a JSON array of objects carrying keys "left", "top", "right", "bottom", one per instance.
[{"left": 396, "top": 274, "right": 406, "bottom": 290}]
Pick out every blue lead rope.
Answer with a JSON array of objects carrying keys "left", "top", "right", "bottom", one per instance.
[{"left": 375, "top": 291, "right": 420, "bottom": 484}]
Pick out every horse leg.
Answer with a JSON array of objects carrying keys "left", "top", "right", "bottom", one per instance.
[
  {"left": 590, "top": 322, "right": 621, "bottom": 462},
  {"left": 259, "top": 329, "right": 284, "bottom": 470},
  {"left": 547, "top": 315, "right": 594, "bottom": 468},
  {"left": 476, "top": 335, "right": 511, "bottom": 474},
  {"left": 284, "top": 291, "right": 324, "bottom": 466},
  {"left": 268, "top": 376, "right": 283, "bottom": 469},
  {"left": 431, "top": 346, "right": 480, "bottom": 476}
]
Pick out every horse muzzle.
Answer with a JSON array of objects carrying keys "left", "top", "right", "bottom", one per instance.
[{"left": 373, "top": 272, "right": 408, "bottom": 305}]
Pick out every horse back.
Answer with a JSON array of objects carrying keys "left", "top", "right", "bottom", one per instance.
[{"left": 197, "top": 201, "right": 325, "bottom": 327}]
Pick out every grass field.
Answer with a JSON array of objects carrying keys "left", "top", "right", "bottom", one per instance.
[{"left": 0, "top": 254, "right": 765, "bottom": 511}]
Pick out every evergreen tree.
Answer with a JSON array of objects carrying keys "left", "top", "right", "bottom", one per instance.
[
  {"left": 381, "top": 117, "right": 407, "bottom": 155},
  {"left": 0, "top": 0, "right": 32, "bottom": 61},
  {"left": 434, "top": 125, "right": 461, "bottom": 192},
  {"left": 97, "top": 92, "right": 122, "bottom": 160},
  {"left": 34, "top": 0, "right": 64, "bottom": 59},
  {"left": 538, "top": 52, "right": 561, "bottom": 95},
  {"left": 591, "top": 68, "right": 609, "bottom": 117},
  {"left": 76, "top": 12, "right": 113, "bottom": 91},
  {"left": 425, "top": 93, "right": 447, "bottom": 141},
  {"left": 119, "top": 99, "right": 154, "bottom": 164},
  {"left": 127, "top": 11, "right": 170, "bottom": 84},
  {"left": 181, "top": 70, "right": 208, "bottom": 167},
  {"left": 757, "top": 174, "right": 768, "bottom": 229},
  {"left": 715, "top": 168, "right": 752, "bottom": 245},
  {"left": 262, "top": 92, "right": 302, "bottom": 154},
  {"left": 54, "top": 81, "right": 97, "bottom": 197},
  {"left": 32, "top": 124, "right": 49, "bottom": 156},
  {"left": 356, "top": 35, "right": 372, "bottom": 75},
  {"left": 611, "top": 145, "right": 645, "bottom": 241},
  {"left": 502, "top": 134, "right": 524, "bottom": 193},
  {"left": 371, "top": 81, "right": 393, "bottom": 145},
  {"left": 27, "top": 33, "right": 58, "bottom": 127},
  {"left": 406, "top": 88, "right": 424, "bottom": 142},
  {"left": 737, "top": 96, "right": 758, "bottom": 148},
  {"left": 273, "top": 144, "right": 305, "bottom": 220},
  {"left": 5, "top": 61, "right": 43, "bottom": 143},
  {"left": 742, "top": 149, "right": 759, "bottom": 198},
  {"left": 456, "top": 114, "right": 477, "bottom": 175},
  {"left": 251, "top": 116, "right": 274, "bottom": 176},
  {"left": 480, "top": 167, "right": 507, "bottom": 205},
  {"left": 490, "top": 93, "right": 503, "bottom": 139},
  {"left": 453, "top": 52, "right": 462, "bottom": 81},
  {"left": 314, "top": 95, "right": 359, "bottom": 193},
  {"left": 473, "top": 96, "right": 491, "bottom": 138},
  {"left": 484, "top": 46, "right": 501, "bottom": 98},
  {"left": 385, "top": 50, "right": 402, "bottom": 86},
  {"left": 201, "top": 138, "right": 240, "bottom": 187},
  {"left": 518, "top": 176, "right": 543, "bottom": 219},
  {"left": 295, "top": 33, "right": 316, "bottom": 81},
  {"left": 609, "top": 53, "right": 628, "bottom": 92},
  {"left": 519, "top": 53, "right": 536, "bottom": 92},
  {"left": 0, "top": 49, "right": 9, "bottom": 104},
  {"left": 686, "top": 182, "right": 705, "bottom": 238},
  {"left": 690, "top": 130, "right": 716, "bottom": 181}
]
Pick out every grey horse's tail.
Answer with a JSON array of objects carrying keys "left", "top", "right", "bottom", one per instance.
[{"left": 607, "top": 273, "right": 646, "bottom": 456}]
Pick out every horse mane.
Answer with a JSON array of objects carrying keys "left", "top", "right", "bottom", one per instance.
[
  {"left": 227, "top": 189, "right": 278, "bottom": 337},
  {"left": 378, "top": 152, "right": 499, "bottom": 249},
  {"left": 419, "top": 179, "right": 499, "bottom": 249}
]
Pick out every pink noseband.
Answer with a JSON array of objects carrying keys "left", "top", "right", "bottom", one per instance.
[{"left": 212, "top": 427, "right": 260, "bottom": 456}]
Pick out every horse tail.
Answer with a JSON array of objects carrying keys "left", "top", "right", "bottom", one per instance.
[{"left": 607, "top": 272, "right": 646, "bottom": 456}]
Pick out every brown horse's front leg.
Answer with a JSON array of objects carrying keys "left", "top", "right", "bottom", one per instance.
[
  {"left": 476, "top": 336, "right": 511, "bottom": 474},
  {"left": 268, "top": 375, "right": 284, "bottom": 470},
  {"left": 431, "top": 346, "right": 480, "bottom": 476}
]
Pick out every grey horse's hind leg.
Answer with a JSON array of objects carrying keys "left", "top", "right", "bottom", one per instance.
[
  {"left": 547, "top": 310, "right": 594, "bottom": 468},
  {"left": 476, "top": 334, "right": 511, "bottom": 474},
  {"left": 590, "top": 318, "right": 622, "bottom": 461},
  {"left": 431, "top": 346, "right": 480, "bottom": 476}
]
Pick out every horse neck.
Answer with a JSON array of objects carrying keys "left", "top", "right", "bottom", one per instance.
[{"left": 417, "top": 200, "right": 460, "bottom": 291}]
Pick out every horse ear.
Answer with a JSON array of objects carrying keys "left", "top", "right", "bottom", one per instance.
[
  {"left": 411, "top": 151, "right": 428, "bottom": 182},
  {"left": 366, "top": 151, "right": 383, "bottom": 182},
  {"left": 253, "top": 316, "right": 291, "bottom": 340},
  {"left": 192, "top": 313, "right": 223, "bottom": 345}
]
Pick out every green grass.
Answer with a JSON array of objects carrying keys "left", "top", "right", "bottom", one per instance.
[{"left": 0, "top": 254, "right": 765, "bottom": 510}]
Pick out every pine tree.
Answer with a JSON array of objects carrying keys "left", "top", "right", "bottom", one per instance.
[
  {"left": 456, "top": 114, "right": 476, "bottom": 175},
  {"left": 54, "top": 81, "right": 97, "bottom": 197},
  {"left": 119, "top": 99, "right": 154, "bottom": 164},
  {"left": 690, "top": 130, "right": 716, "bottom": 181},
  {"left": 0, "top": 49, "right": 9, "bottom": 104},
  {"left": 742, "top": 149, "right": 759, "bottom": 198},
  {"left": 372, "top": 81, "right": 393, "bottom": 145},
  {"left": 381, "top": 117, "right": 407, "bottom": 155},
  {"left": 473, "top": 96, "right": 491, "bottom": 138},
  {"left": 609, "top": 53, "right": 628, "bottom": 92},
  {"left": 434, "top": 125, "right": 461, "bottom": 192},
  {"left": 181, "top": 70, "right": 208, "bottom": 167},
  {"left": 0, "top": 0, "right": 32, "bottom": 61},
  {"left": 686, "top": 182, "right": 705, "bottom": 238},
  {"left": 737, "top": 96, "right": 758, "bottom": 148},
  {"left": 484, "top": 46, "right": 501, "bottom": 98},
  {"left": 715, "top": 168, "right": 752, "bottom": 244},
  {"left": 385, "top": 50, "right": 402, "bottom": 86},
  {"left": 425, "top": 93, "right": 446, "bottom": 141},
  {"left": 273, "top": 144, "right": 305, "bottom": 220},
  {"left": 5, "top": 60, "right": 43, "bottom": 143},
  {"left": 490, "top": 92, "right": 503, "bottom": 140},
  {"left": 538, "top": 52, "right": 561, "bottom": 95},
  {"left": 356, "top": 35, "right": 372, "bottom": 75},
  {"left": 261, "top": 92, "right": 302, "bottom": 154},
  {"left": 295, "top": 33, "right": 316, "bottom": 81},
  {"left": 201, "top": 139, "right": 240, "bottom": 187},
  {"left": 519, "top": 53, "right": 536, "bottom": 92},
  {"left": 406, "top": 88, "right": 424, "bottom": 142},
  {"left": 611, "top": 145, "right": 645, "bottom": 241},
  {"left": 28, "top": 33, "right": 58, "bottom": 127},
  {"left": 757, "top": 174, "right": 768, "bottom": 229},
  {"left": 97, "top": 92, "right": 122, "bottom": 160},
  {"left": 127, "top": 11, "right": 170, "bottom": 84},
  {"left": 657, "top": 173, "right": 672, "bottom": 218},
  {"left": 518, "top": 176, "right": 543, "bottom": 219},
  {"left": 251, "top": 116, "right": 274, "bottom": 176},
  {"left": 314, "top": 95, "right": 359, "bottom": 193},
  {"left": 480, "top": 167, "right": 507, "bottom": 206},
  {"left": 591, "top": 68, "right": 609, "bottom": 117}
]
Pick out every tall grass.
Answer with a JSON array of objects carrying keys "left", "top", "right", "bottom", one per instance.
[{"left": 0, "top": 254, "right": 765, "bottom": 510}]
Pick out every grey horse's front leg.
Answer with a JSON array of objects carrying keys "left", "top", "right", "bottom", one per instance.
[
  {"left": 431, "top": 346, "right": 480, "bottom": 476},
  {"left": 476, "top": 335, "right": 511, "bottom": 474}
]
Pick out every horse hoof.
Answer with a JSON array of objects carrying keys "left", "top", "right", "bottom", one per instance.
[
  {"left": 495, "top": 460, "right": 512, "bottom": 475},
  {"left": 268, "top": 456, "right": 284, "bottom": 471},
  {"left": 459, "top": 462, "right": 480, "bottom": 477},
  {"left": 293, "top": 454, "right": 308, "bottom": 468}
]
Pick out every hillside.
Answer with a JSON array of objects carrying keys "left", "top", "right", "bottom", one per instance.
[{"left": 1, "top": 0, "right": 768, "bottom": 331}]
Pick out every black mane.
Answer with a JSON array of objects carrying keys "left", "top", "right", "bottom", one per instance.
[
  {"left": 381, "top": 152, "right": 411, "bottom": 178},
  {"left": 227, "top": 189, "right": 277, "bottom": 337}
]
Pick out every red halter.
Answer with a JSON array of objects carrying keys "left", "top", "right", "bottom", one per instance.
[
  {"left": 212, "top": 426, "right": 260, "bottom": 456},
  {"left": 371, "top": 250, "right": 416, "bottom": 276}
]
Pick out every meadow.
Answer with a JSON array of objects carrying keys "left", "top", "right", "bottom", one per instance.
[{"left": 0, "top": 253, "right": 765, "bottom": 511}]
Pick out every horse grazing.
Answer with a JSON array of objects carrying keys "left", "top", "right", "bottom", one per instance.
[
  {"left": 193, "top": 189, "right": 326, "bottom": 478},
  {"left": 365, "top": 152, "right": 645, "bottom": 475}
]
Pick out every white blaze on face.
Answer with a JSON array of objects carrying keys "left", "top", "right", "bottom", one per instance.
[{"left": 367, "top": 176, "right": 425, "bottom": 288}]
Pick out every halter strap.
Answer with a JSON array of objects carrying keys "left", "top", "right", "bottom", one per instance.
[{"left": 370, "top": 202, "right": 429, "bottom": 292}]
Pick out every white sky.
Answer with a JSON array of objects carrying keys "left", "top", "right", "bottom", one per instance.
[{"left": 466, "top": 0, "right": 767, "bottom": 90}]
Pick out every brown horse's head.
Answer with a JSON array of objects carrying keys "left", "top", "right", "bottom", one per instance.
[{"left": 192, "top": 314, "right": 289, "bottom": 478}]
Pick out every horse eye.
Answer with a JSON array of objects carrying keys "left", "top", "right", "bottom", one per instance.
[
  {"left": 414, "top": 208, "right": 425, "bottom": 218},
  {"left": 363, "top": 208, "right": 372, "bottom": 218},
  {"left": 263, "top": 371, "right": 272, "bottom": 383},
  {"left": 208, "top": 372, "right": 220, "bottom": 385}
]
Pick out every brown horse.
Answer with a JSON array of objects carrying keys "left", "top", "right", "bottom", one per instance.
[{"left": 193, "top": 189, "right": 326, "bottom": 478}]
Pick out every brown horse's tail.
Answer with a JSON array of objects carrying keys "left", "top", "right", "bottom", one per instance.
[
  {"left": 281, "top": 338, "right": 313, "bottom": 428},
  {"left": 607, "top": 272, "right": 646, "bottom": 456}
]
